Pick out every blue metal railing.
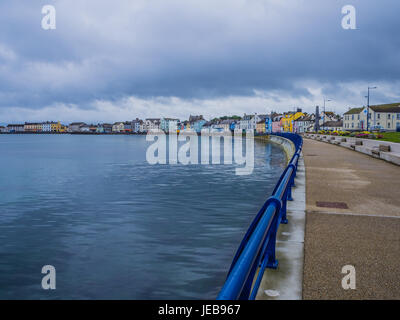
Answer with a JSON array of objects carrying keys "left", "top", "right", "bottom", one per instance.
[{"left": 217, "top": 133, "right": 303, "bottom": 300}]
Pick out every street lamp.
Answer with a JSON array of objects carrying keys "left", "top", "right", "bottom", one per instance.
[
  {"left": 323, "top": 99, "right": 332, "bottom": 130},
  {"left": 367, "top": 86, "right": 377, "bottom": 131}
]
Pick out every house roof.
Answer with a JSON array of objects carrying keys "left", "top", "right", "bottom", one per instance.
[
  {"left": 7, "top": 124, "right": 24, "bottom": 127},
  {"left": 220, "top": 119, "right": 235, "bottom": 124},
  {"left": 370, "top": 103, "right": 400, "bottom": 113},
  {"left": 295, "top": 115, "right": 313, "bottom": 121},
  {"left": 189, "top": 115, "right": 204, "bottom": 122},
  {"left": 344, "top": 107, "right": 364, "bottom": 115},
  {"left": 323, "top": 120, "right": 343, "bottom": 127}
]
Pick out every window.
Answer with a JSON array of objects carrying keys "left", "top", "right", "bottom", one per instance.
[
  {"left": 388, "top": 114, "right": 391, "bottom": 119},
  {"left": 388, "top": 123, "right": 391, "bottom": 128},
  {"left": 397, "top": 114, "right": 400, "bottom": 120},
  {"left": 352, "top": 115, "right": 354, "bottom": 120},
  {"left": 377, "top": 113, "right": 380, "bottom": 119},
  {"left": 352, "top": 123, "right": 354, "bottom": 128}
]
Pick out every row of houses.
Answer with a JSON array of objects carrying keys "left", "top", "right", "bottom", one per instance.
[
  {"left": 0, "top": 122, "right": 68, "bottom": 133},
  {"left": 1, "top": 103, "right": 399, "bottom": 134}
]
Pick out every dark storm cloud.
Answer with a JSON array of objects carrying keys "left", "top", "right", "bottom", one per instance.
[{"left": 0, "top": 0, "right": 399, "bottom": 111}]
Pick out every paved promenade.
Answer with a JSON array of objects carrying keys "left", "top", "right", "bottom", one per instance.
[{"left": 302, "top": 138, "right": 400, "bottom": 299}]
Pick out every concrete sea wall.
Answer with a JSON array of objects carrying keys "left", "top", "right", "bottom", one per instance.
[{"left": 256, "top": 135, "right": 296, "bottom": 164}]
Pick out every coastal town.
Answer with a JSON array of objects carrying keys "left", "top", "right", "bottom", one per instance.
[{"left": 2, "top": 102, "right": 400, "bottom": 135}]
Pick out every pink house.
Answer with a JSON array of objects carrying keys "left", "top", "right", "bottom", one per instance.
[{"left": 272, "top": 121, "right": 281, "bottom": 133}]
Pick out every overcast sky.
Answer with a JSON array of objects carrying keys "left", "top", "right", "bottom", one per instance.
[{"left": 0, "top": 0, "right": 399, "bottom": 123}]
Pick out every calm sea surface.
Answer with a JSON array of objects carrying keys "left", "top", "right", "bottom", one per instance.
[{"left": 0, "top": 134, "right": 286, "bottom": 299}]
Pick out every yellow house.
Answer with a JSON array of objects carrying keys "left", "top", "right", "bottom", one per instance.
[
  {"left": 51, "top": 121, "right": 62, "bottom": 132},
  {"left": 281, "top": 112, "right": 304, "bottom": 132},
  {"left": 256, "top": 120, "right": 266, "bottom": 134}
]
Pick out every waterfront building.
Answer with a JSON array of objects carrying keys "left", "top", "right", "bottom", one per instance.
[
  {"left": 0, "top": 126, "right": 7, "bottom": 133},
  {"left": 281, "top": 110, "right": 304, "bottom": 132},
  {"left": 24, "top": 122, "right": 42, "bottom": 133},
  {"left": 343, "top": 103, "right": 400, "bottom": 131},
  {"left": 239, "top": 114, "right": 261, "bottom": 132},
  {"left": 294, "top": 114, "right": 315, "bottom": 133},
  {"left": 50, "top": 121, "right": 62, "bottom": 132},
  {"left": 189, "top": 115, "right": 206, "bottom": 133},
  {"left": 131, "top": 119, "right": 142, "bottom": 133},
  {"left": 89, "top": 124, "right": 98, "bottom": 133},
  {"left": 103, "top": 124, "right": 113, "bottom": 133},
  {"left": 112, "top": 122, "right": 125, "bottom": 133},
  {"left": 271, "top": 114, "right": 283, "bottom": 133},
  {"left": 160, "top": 118, "right": 179, "bottom": 133},
  {"left": 68, "top": 122, "right": 86, "bottom": 133},
  {"left": 80, "top": 124, "right": 91, "bottom": 132},
  {"left": 42, "top": 122, "right": 52, "bottom": 132},
  {"left": 96, "top": 124, "right": 105, "bottom": 133},
  {"left": 7, "top": 124, "right": 25, "bottom": 133},
  {"left": 255, "top": 115, "right": 268, "bottom": 134},
  {"left": 322, "top": 120, "right": 343, "bottom": 131},
  {"left": 319, "top": 111, "right": 337, "bottom": 127},
  {"left": 256, "top": 120, "right": 266, "bottom": 134},
  {"left": 123, "top": 122, "right": 132, "bottom": 133},
  {"left": 144, "top": 118, "right": 161, "bottom": 131},
  {"left": 212, "top": 119, "right": 236, "bottom": 132}
]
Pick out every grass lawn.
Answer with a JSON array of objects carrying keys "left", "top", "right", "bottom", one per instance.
[{"left": 376, "top": 132, "right": 400, "bottom": 143}]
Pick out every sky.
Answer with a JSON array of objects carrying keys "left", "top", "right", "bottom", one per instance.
[{"left": 0, "top": 0, "right": 399, "bottom": 123}]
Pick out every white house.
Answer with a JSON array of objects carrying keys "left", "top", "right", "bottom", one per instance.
[
  {"left": 239, "top": 114, "right": 261, "bottom": 131},
  {"left": 343, "top": 103, "right": 400, "bottom": 131},
  {"left": 112, "top": 122, "right": 125, "bottom": 132}
]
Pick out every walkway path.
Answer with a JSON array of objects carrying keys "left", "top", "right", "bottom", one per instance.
[{"left": 302, "top": 138, "right": 400, "bottom": 299}]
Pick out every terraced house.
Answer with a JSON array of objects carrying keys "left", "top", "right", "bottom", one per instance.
[
  {"left": 344, "top": 103, "right": 400, "bottom": 131},
  {"left": 281, "top": 110, "right": 304, "bottom": 132}
]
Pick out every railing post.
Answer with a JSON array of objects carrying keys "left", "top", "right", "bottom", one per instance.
[{"left": 280, "top": 188, "right": 289, "bottom": 224}]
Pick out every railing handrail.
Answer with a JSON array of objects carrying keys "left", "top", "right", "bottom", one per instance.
[{"left": 217, "top": 133, "right": 303, "bottom": 300}]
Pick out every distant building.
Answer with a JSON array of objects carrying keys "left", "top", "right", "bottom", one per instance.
[
  {"left": 112, "top": 122, "right": 124, "bottom": 133},
  {"left": 24, "top": 123, "right": 42, "bottom": 133},
  {"left": 188, "top": 115, "right": 206, "bottom": 133},
  {"left": 271, "top": 114, "right": 283, "bottom": 133},
  {"left": 69, "top": 122, "right": 86, "bottom": 133},
  {"left": 131, "top": 119, "right": 142, "bottom": 133},
  {"left": 294, "top": 114, "right": 315, "bottom": 133},
  {"left": 42, "top": 122, "right": 52, "bottom": 132},
  {"left": 239, "top": 114, "right": 261, "bottom": 132},
  {"left": 123, "top": 122, "right": 132, "bottom": 133},
  {"left": 281, "top": 110, "right": 304, "bottom": 132},
  {"left": 160, "top": 118, "right": 179, "bottom": 132},
  {"left": 320, "top": 111, "right": 338, "bottom": 127},
  {"left": 322, "top": 120, "right": 343, "bottom": 131},
  {"left": 144, "top": 118, "right": 161, "bottom": 132},
  {"left": 80, "top": 124, "right": 91, "bottom": 132},
  {"left": 0, "top": 126, "right": 7, "bottom": 133},
  {"left": 89, "top": 124, "right": 98, "bottom": 133},
  {"left": 256, "top": 120, "right": 266, "bottom": 134},
  {"left": 213, "top": 119, "right": 236, "bottom": 132},
  {"left": 7, "top": 124, "right": 25, "bottom": 133}
]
